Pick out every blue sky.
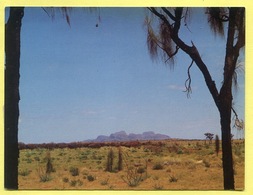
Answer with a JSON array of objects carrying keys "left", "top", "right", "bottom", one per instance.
[{"left": 7, "top": 7, "right": 244, "bottom": 143}]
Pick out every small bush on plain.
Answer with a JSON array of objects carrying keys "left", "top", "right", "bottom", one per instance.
[
  {"left": 203, "top": 159, "right": 211, "bottom": 168},
  {"left": 62, "top": 177, "right": 69, "bottom": 183},
  {"left": 87, "top": 174, "right": 96, "bottom": 182},
  {"left": 39, "top": 173, "right": 52, "bottom": 182},
  {"left": 152, "top": 162, "right": 163, "bottom": 170},
  {"left": 19, "top": 169, "right": 31, "bottom": 176},
  {"left": 169, "top": 174, "right": 178, "bottom": 182},
  {"left": 100, "top": 178, "right": 109, "bottom": 186},
  {"left": 69, "top": 167, "right": 79, "bottom": 176}
]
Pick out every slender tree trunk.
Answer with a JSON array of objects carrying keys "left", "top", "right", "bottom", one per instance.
[
  {"left": 220, "top": 107, "right": 235, "bottom": 189},
  {"left": 219, "top": 87, "right": 235, "bottom": 190},
  {"left": 5, "top": 7, "right": 24, "bottom": 190}
]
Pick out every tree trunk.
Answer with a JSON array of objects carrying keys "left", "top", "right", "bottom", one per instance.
[
  {"left": 5, "top": 7, "right": 24, "bottom": 190},
  {"left": 219, "top": 90, "right": 235, "bottom": 190}
]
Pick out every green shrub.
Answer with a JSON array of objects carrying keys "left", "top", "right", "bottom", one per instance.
[
  {"left": 77, "top": 179, "right": 84, "bottom": 186},
  {"left": 121, "top": 165, "right": 145, "bottom": 187},
  {"left": 36, "top": 166, "right": 52, "bottom": 182},
  {"left": 26, "top": 158, "right": 32, "bottom": 163},
  {"left": 100, "top": 178, "right": 109, "bottom": 186},
  {"left": 70, "top": 180, "right": 77, "bottom": 186},
  {"left": 62, "top": 177, "right": 69, "bottom": 183},
  {"left": 177, "top": 150, "right": 184, "bottom": 154},
  {"left": 39, "top": 173, "right": 52, "bottom": 182},
  {"left": 209, "top": 151, "right": 214, "bottom": 155},
  {"left": 137, "top": 167, "right": 146, "bottom": 174},
  {"left": 169, "top": 174, "right": 178, "bottom": 182},
  {"left": 69, "top": 167, "right": 79, "bottom": 176},
  {"left": 152, "top": 162, "right": 163, "bottom": 170},
  {"left": 153, "top": 175, "right": 160, "bottom": 180},
  {"left": 153, "top": 183, "right": 164, "bottom": 190},
  {"left": 87, "top": 174, "right": 96, "bottom": 182},
  {"left": 19, "top": 169, "right": 31, "bottom": 176},
  {"left": 34, "top": 156, "right": 40, "bottom": 161}
]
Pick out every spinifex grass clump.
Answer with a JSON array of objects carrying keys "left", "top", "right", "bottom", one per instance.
[
  {"left": 121, "top": 151, "right": 147, "bottom": 187},
  {"left": 69, "top": 179, "right": 83, "bottom": 187},
  {"left": 36, "top": 166, "right": 52, "bottom": 182},
  {"left": 169, "top": 174, "right": 178, "bottom": 182},
  {"left": 121, "top": 166, "right": 144, "bottom": 187},
  {"left": 87, "top": 174, "right": 96, "bottom": 182},
  {"left": 152, "top": 162, "right": 164, "bottom": 170},
  {"left": 19, "top": 169, "right": 31, "bottom": 176},
  {"left": 69, "top": 167, "right": 79, "bottom": 176},
  {"left": 36, "top": 151, "right": 54, "bottom": 182}
]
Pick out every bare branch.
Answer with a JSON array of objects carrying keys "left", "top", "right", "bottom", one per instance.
[
  {"left": 148, "top": 7, "right": 172, "bottom": 28},
  {"left": 173, "top": 8, "right": 183, "bottom": 34},
  {"left": 231, "top": 107, "right": 244, "bottom": 130},
  {"left": 165, "top": 45, "right": 179, "bottom": 63},
  {"left": 231, "top": 106, "right": 238, "bottom": 119},
  {"left": 161, "top": 7, "right": 176, "bottom": 21},
  {"left": 42, "top": 7, "right": 51, "bottom": 18},
  {"left": 184, "top": 60, "right": 194, "bottom": 98}
]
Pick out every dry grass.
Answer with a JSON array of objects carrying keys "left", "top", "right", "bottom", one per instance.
[{"left": 18, "top": 139, "right": 244, "bottom": 190}]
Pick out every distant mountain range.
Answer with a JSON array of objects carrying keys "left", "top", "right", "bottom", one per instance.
[{"left": 85, "top": 131, "right": 171, "bottom": 142}]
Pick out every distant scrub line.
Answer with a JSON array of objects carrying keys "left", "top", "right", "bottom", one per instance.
[{"left": 18, "top": 140, "right": 172, "bottom": 150}]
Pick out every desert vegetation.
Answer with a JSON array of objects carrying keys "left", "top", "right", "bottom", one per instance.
[{"left": 18, "top": 139, "right": 244, "bottom": 190}]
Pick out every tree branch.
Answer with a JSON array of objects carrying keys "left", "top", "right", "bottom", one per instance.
[
  {"left": 148, "top": 7, "right": 172, "bottom": 29},
  {"left": 165, "top": 45, "right": 179, "bottom": 63},
  {"left": 173, "top": 8, "right": 183, "bottom": 34},
  {"left": 231, "top": 106, "right": 238, "bottom": 119},
  {"left": 147, "top": 8, "right": 220, "bottom": 107},
  {"left": 184, "top": 60, "right": 194, "bottom": 98},
  {"left": 161, "top": 7, "right": 176, "bottom": 21},
  {"left": 232, "top": 107, "right": 244, "bottom": 130}
]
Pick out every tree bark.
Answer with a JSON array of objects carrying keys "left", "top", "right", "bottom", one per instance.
[
  {"left": 5, "top": 7, "right": 24, "bottom": 190},
  {"left": 219, "top": 97, "right": 235, "bottom": 190}
]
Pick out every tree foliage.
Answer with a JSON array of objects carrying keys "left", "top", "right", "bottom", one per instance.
[{"left": 204, "top": 132, "right": 214, "bottom": 144}]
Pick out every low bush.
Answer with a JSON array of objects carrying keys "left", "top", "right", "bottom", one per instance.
[
  {"left": 39, "top": 173, "right": 52, "bottom": 182},
  {"left": 87, "top": 175, "right": 96, "bottom": 182},
  {"left": 169, "top": 174, "right": 178, "bottom": 182},
  {"left": 69, "top": 167, "right": 79, "bottom": 176},
  {"left": 100, "top": 178, "right": 109, "bottom": 186},
  {"left": 152, "top": 162, "right": 163, "bottom": 170},
  {"left": 69, "top": 179, "right": 83, "bottom": 187},
  {"left": 70, "top": 180, "right": 77, "bottom": 187},
  {"left": 153, "top": 183, "right": 164, "bottom": 190},
  {"left": 19, "top": 169, "right": 31, "bottom": 176},
  {"left": 203, "top": 159, "right": 210, "bottom": 168},
  {"left": 62, "top": 177, "right": 69, "bottom": 183},
  {"left": 137, "top": 167, "right": 146, "bottom": 174},
  {"left": 36, "top": 166, "right": 52, "bottom": 182}
]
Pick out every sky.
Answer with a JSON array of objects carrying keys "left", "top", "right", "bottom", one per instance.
[{"left": 6, "top": 7, "right": 245, "bottom": 143}]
